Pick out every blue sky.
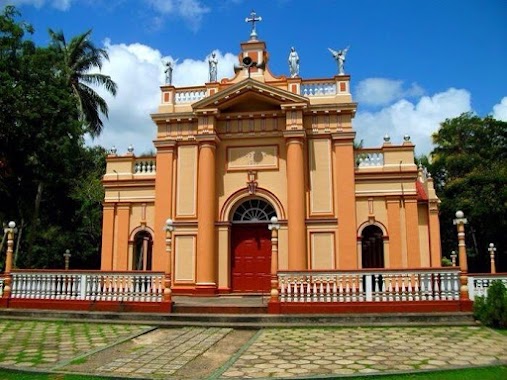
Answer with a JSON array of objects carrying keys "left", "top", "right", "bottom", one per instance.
[{"left": 4, "top": 0, "right": 507, "bottom": 155}]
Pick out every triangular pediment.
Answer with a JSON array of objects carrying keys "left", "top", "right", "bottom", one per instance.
[{"left": 192, "top": 78, "right": 308, "bottom": 113}]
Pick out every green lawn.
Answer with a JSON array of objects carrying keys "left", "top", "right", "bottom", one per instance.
[{"left": 1, "top": 366, "right": 507, "bottom": 379}]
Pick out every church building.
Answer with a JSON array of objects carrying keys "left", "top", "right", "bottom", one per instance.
[{"left": 100, "top": 14, "right": 442, "bottom": 296}]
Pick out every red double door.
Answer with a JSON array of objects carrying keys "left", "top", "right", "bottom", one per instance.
[{"left": 231, "top": 224, "right": 272, "bottom": 293}]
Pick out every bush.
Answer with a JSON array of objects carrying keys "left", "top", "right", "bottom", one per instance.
[
  {"left": 441, "top": 257, "right": 452, "bottom": 267},
  {"left": 473, "top": 280, "right": 507, "bottom": 328}
]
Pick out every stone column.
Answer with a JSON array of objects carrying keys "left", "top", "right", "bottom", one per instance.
[
  {"left": 195, "top": 135, "right": 219, "bottom": 293},
  {"left": 153, "top": 140, "right": 176, "bottom": 271},
  {"left": 268, "top": 217, "right": 281, "bottom": 303},
  {"left": 2, "top": 221, "right": 16, "bottom": 299},
  {"left": 489, "top": 243, "right": 497, "bottom": 274},
  {"left": 285, "top": 132, "right": 307, "bottom": 270},
  {"left": 453, "top": 210, "right": 468, "bottom": 300},
  {"left": 163, "top": 219, "right": 174, "bottom": 302}
]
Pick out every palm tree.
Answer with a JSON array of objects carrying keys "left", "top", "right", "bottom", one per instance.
[{"left": 49, "top": 29, "right": 117, "bottom": 137}]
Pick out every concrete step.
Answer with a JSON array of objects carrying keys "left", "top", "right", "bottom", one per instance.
[{"left": 0, "top": 308, "right": 476, "bottom": 328}]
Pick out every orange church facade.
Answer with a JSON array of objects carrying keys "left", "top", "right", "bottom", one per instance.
[{"left": 100, "top": 36, "right": 442, "bottom": 297}]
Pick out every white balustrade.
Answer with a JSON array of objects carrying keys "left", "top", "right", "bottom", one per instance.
[
  {"left": 134, "top": 159, "right": 156, "bottom": 174},
  {"left": 10, "top": 271, "right": 165, "bottom": 302},
  {"left": 301, "top": 82, "right": 337, "bottom": 97},
  {"left": 356, "top": 151, "right": 384, "bottom": 167},
  {"left": 278, "top": 269, "right": 460, "bottom": 303},
  {"left": 174, "top": 89, "right": 206, "bottom": 103},
  {"left": 0, "top": 276, "right": 4, "bottom": 297},
  {"left": 468, "top": 275, "right": 507, "bottom": 300}
]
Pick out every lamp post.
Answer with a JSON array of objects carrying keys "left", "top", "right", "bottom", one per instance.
[
  {"left": 3, "top": 221, "right": 16, "bottom": 299},
  {"left": 453, "top": 210, "right": 468, "bottom": 299},
  {"left": 164, "top": 218, "right": 174, "bottom": 303},
  {"left": 63, "top": 249, "right": 71, "bottom": 270},
  {"left": 450, "top": 250, "right": 457, "bottom": 267},
  {"left": 488, "top": 243, "right": 497, "bottom": 274},
  {"left": 268, "top": 216, "right": 281, "bottom": 303}
]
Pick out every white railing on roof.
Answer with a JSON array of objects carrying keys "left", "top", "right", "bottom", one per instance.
[
  {"left": 134, "top": 159, "right": 156, "bottom": 174},
  {"left": 278, "top": 269, "right": 460, "bottom": 303},
  {"left": 467, "top": 274, "right": 507, "bottom": 300},
  {"left": 174, "top": 89, "right": 206, "bottom": 103},
  {"left": 356, "top": 150, "right": 384, "bottom": 167},
  {"left": 301, "top": 82, "right": 336, "bottom": 97},
  {"left": 10, "top": 271, "right": 165, "bottom": 302}
]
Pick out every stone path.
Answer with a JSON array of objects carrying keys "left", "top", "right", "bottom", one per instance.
[
  {"left": 0, "top": 320, "right": 506, "bottom": 379},
  {"left": 218, "top": 326, "right": 507, "bottom": 378}
]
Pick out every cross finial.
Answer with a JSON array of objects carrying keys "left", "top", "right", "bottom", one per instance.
[{"left": 245, "top": 9, "right": 262, "bottom": 40}]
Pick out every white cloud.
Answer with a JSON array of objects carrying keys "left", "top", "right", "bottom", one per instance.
[
  {"left": 86, "top": 41, "right": 237, "bottom": 155},
  {"left": 7, "top": 0, "right": 73, "bottom": 10},
  {"left": 355, "top": 78, "right": 424, "bottom": 107},
  {"left": 354, "top": 88, "right": 472, "bottom": 154},
  {"left": 145, "top": 0, "right": 210, "bottom": 31},
  {"left": 492, "top": 97, "right": 507, "bottom": 121}
]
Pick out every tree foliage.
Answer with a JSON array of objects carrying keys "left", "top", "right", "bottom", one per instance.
[
  {"left": 48, "top": 28, "right": 117, "bottom": 137},
  {"left": 0, "top": 6, "right": 108, "bottom": 269},
  {"left": 430, "top": 113, "right": 507, "bottom": 272}
]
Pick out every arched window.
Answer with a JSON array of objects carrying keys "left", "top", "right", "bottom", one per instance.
[
  {"left": 232, "top": 198, "right": 276, "bottom": 223},
  {"left": 361, "top": 225, "right": 384, "bottom": 268},
  {"left": 133, "top": 231, "right": 153, "bottom": 271}
]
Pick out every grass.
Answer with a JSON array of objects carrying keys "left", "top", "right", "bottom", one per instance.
[
  {"left": 346, "top": 365, "right": 507, "bottom": 379},
  {"left": 1, "top": 366, "right": 506, "bottom": 380}
]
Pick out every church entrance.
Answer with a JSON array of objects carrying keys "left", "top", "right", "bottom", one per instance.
[{"left": 230, "top": 198, "right": 276, "bottom": 293}]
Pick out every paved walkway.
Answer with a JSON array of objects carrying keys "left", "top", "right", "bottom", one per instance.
[{"left": 0, "top": 320, "right": 506, "bottom": 379}]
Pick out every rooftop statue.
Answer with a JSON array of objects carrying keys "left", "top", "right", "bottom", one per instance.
[
  {"left": 164, "top": 61, "right": 173, "bottom": 85},
  {"left": 328, "top": 46, "right": 349, "bottom": 75},
  {"left": 209, "top": 52, "right": 218, "bottom": 82},
  {"left": 288, "top": 47, "right": 299, "bottom": 78}
]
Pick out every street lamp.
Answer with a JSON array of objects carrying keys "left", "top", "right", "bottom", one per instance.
[
  {"left": 3, "top": 221, "right": 16, "bottom": 299},
  {"left": 488, "top": 243, "right": 497, "bottom": 274},
  {"left": 453, "top": 210, "right": 468, "bottom": 299},
  {"left": 268, "top": 216, "right": 281, "bottom": 303},
  {"left": 63, "top": 249, "right": 71, "bottom": 270},
  {"left": 164, "top": 218, "right": 174, "bottom": 303}
]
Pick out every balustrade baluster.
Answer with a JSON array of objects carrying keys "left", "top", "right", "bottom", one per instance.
[{"left": 407, "top": 274, "right": 413, "bottom": 301}]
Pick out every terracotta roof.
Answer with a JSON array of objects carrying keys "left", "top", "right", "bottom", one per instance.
[{"left": 416, "top": 180, "right": 428, "bottom": 201}]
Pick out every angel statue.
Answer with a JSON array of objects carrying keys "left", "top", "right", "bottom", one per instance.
[
  {"left": 288, "top": 46, "right": 299, "bottom": 78},
  {"left": 328, "top": 46, "right": 350, "bottom": 75}
]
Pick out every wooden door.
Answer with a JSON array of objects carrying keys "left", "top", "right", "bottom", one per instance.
[{"left": 231, "top": 224, "right": 272, "bottom": 293}]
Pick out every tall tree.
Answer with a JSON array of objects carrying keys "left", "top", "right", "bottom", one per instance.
[
  {"left": 430, "top": 113, "right": 507, "bottom": 272},
  {"left": 48, "top": 28, "right": 117, "bottom": 137}
]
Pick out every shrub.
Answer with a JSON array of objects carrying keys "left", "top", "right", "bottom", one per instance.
[
  {"left": 473, "top": 280, "right": 507, "bottom": 328},
  {"left": 441, "top": 257, "right": 452, "bottom": 267}
]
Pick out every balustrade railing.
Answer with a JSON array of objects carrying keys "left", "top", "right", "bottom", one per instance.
[
  {"left": 467, "top": 275, "right": 507, "bottom": 300},
  {"left": 174, "top": 89, "right": 206, "bottom": 103},
  {"left": 355, "top": 150, "right": 384, "bottom": 168},
  {"left": 278, "top": 269, "right": 460, "bottom": 303},
  {"left": 0, "top": 276, "right": 4, "bottom": 297},
  {"left": 134, "top": 159, "right": 156, "bottom": 174},
  {"left": 301, "top": 82, "right": 337, "bottom": 97},
  {"left": 10, "top": 271, "right": 165, "bottom": 302}
]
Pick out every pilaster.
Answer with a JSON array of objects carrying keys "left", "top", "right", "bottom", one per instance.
[
  {"left": 100, "top": 204, "right": 116, "bottom": 270},
  {"left": 116, "top": 204, "right": 131, "bottom": 271},
  {"left": 428, "top": 201, "right": 442, "bottom": 267},
  {"left": 405, "top": 198, "right": 421, "bottom": 267},
  {"left": 284, "top": 130, "right": 307, "bottom": 270},
  {"left": 195, "top": 133, "right": 220, "bottom": 293},
  {"left": 386, "top": 197, "right": 402, "bottom": 268},
  {"left": 152, "top": 140, "right": 176, "bottom": 271},
  {"left": 332, "top": 132, "right": 357, "bottom": 269}
]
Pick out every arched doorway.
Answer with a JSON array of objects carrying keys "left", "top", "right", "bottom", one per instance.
[
  {"left": 361, "top": 225, "right": 384, "bottom": 268},
  {"left": 133, "top": 231, "right": 153, "bottom": 271},
  {"left": 231, "top": 198, "right": 276, "bottom": 293}
]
